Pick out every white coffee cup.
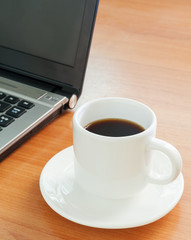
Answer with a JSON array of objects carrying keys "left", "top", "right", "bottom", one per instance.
[{"left": 73, "top": 98, "right": 182, "bottom": 199}]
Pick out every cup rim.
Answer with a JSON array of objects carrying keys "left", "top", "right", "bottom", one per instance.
[{"left": 73, "top": 97, "right": 157, "bottom": 140}]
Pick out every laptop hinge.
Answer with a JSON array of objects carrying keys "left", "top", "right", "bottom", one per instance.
[
  {"left": 0, "top": 67, "right": 79, "bottom": 109},
  {"left": 53, "top": 87, "right": 79, "bottom": 109}
]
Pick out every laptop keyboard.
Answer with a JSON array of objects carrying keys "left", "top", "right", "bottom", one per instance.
[{"left": 0, "top": 91, "right": 34, "bottom": 131}]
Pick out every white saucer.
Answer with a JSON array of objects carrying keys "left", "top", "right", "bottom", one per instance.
[{"left": 39, "top": 146, "right": 184, "bottom": 229}]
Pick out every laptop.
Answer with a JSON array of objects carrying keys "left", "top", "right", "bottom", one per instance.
[{"left": 0, "top": 0, "right": 99, "bottom": 160}]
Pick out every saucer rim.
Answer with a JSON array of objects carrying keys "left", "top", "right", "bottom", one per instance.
[{"left": 39, "top": 146, "right": 184, "bottom": 229}]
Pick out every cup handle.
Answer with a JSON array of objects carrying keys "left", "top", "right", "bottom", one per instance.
[{"left": 146, "top": 138, "right": 182, "bottom": 184}]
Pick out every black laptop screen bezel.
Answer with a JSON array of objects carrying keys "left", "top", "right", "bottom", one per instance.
[{"left": 0, "top": 0, "right": 98, "bottom": 96}]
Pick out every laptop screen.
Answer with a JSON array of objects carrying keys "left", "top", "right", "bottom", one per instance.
[{"left": 0, "top": 0, "right": 98, "bottom": 95}]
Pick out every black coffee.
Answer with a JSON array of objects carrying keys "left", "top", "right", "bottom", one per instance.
[{"left": 84, "top": 118, "right": 145, "bottom": 137}]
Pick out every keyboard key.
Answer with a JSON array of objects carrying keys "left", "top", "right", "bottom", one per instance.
[
  {"left": 4, "top": 95, "right": 20, "bottom": 104},
  {"left": 6, "top": 106, "right": 26, "bottom": 118},
  {"left": 0, "top": 101, "right": 11, "bottom": 112},
  {"left": 0, "top": 92, "right": 6, "bottom": 99},
  {"left": 18, "top": 100, "right": 34, "bottom": 109},
  {"left": 0, "top": 115, "right": 14, "bottom": 127}
]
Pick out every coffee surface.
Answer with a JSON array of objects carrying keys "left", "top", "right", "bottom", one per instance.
[{"left": 84, "top": 118, "right": 145, "bottom": 137}]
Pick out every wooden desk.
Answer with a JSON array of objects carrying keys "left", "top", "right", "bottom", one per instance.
[{"left": 1, "top": 0, "right": 191, "bottom": 239}]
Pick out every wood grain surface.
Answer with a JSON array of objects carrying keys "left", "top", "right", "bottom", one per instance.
[{"left": 1, "top": 0, "right": 191, "bottom": 239}]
